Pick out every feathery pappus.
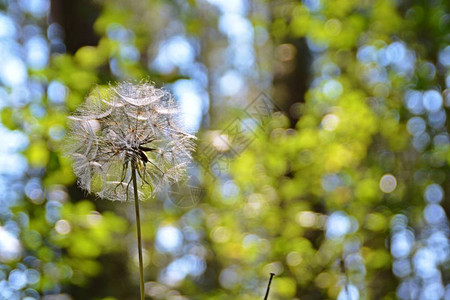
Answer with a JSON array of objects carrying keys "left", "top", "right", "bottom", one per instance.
[{"left": 65, "top": 81, "right": 196, "bottom": 201}]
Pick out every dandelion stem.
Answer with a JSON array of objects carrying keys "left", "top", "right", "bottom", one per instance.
[
  {"left": 132, "top": 164, "right": 145, "bottom": 300},
  {"left": 264, "top": 273, "right": 275, "bottom": 300}
]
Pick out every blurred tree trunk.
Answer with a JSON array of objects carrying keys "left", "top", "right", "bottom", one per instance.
[
  {"left": 272, "top": 38, "right": 312, "bottom": 127},
  {"left": 50, "top": 0, "right": 100, "bottom": 53}
]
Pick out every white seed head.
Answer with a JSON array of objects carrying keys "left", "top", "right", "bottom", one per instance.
[{"left": 65, "top": 81, "right": 196, "bottom": 201}]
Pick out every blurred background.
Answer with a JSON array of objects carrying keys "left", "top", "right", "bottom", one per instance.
[{"left": 0, "top": 0, "right": 449, "bottom": 299}]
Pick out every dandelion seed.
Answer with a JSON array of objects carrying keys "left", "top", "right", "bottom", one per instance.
[
  {"left": 65, "top": 81, "right": 196, "bottom": 201},
  {"left": 65, "top": 81, "right": 196, "bottom": 300}
]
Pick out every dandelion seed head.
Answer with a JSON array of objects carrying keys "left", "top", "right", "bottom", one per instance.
[{"left": 65, "top": 81, "right": 196, "bottom": 201}]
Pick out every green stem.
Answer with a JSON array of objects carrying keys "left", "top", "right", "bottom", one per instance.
[{"left": 132, "top": 164, "right": 145, "bottom": 300}]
